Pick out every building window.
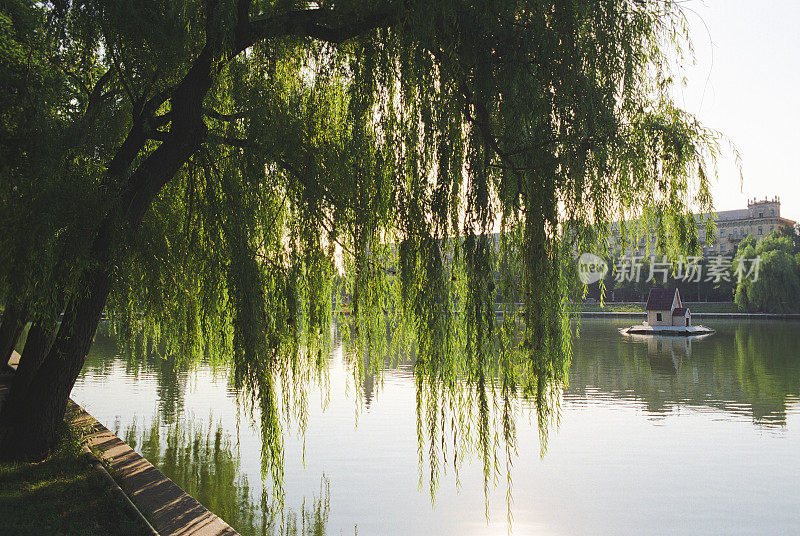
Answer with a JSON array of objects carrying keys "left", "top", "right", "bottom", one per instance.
[
  {"left": 759, "top": 211, "right": 764, "bottom": 218},
  {"left": 722, "top": 244, "right": 727, "bottom": 252},
  {"left": 771, "top": 209, "right": 776, "bottom": 216},
  {"left": 656, "top": 313, "right": 662, "bottom": 322},
  {"left": 758, "top": 227, "right": 763, "bottom": 235},
  {"left": 720, "top": 228, "right": 726, "bottom": 236}
]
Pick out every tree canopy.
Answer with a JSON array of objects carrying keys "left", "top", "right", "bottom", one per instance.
[
  {"left": 735, "top": 230, "right": 800, "bottom": 313},
  {"left": 0, "top": 0, "right": 718, "bottom": 506}
]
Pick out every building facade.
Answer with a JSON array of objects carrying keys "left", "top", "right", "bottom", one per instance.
[
  {"left": 699, "top": 197, "right": 796, "bottom": 255},
  {"left": 612, "top": 197, "right": 796, "bottom": 257}
]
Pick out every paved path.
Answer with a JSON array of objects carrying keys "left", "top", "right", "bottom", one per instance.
[{"left": 1, "top": 361, "right": 240, "bottom": 536}]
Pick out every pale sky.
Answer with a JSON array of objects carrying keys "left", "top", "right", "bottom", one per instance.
[{"left": 675, "top": 1, "right": 800, "bottom": 221}]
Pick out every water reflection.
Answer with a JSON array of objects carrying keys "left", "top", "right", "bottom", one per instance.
[
  {"left": 268, "top": 478, "right": 330, "bottom": 536},
  {"left": 84, "top": 341, "right": 191, "bottom": 425},
  {"left": 123, "top": 416, "right": 257, "bottom": 532},
  {"left": 121, "top": 414, "right": 334, "bottom": 536},
  {"left": 624, "top": 333, "right": 706, "bottom": 375},
  {"left": 82, "top": 336, "right": 339, "bottom": 536},
  {"left": 567, "top": 320, "right": 800, "bottom": 425},
  {"left": 74, "top": 320, "right": 800, "bottom": 535}
]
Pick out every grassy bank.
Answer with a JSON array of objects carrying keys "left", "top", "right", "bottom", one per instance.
[
  {"left": 0, "top": 420, "right": 149, "bottom": 536},
  {"left": 578, "top": 301, "right": 740, "bottom": 313}
]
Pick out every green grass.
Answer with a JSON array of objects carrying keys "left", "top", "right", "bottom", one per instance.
[
  {"left": 683, "top": 302, "right": 741, "bottom": 313},
  {"left": 579, "top": 302, "right": 644, "bottom": 313},
  {"left": 0, "top": 420, "right": 149, "bottom": 536},
  {"left": 578, "top": 301, "right": 740, "bottom": 313}
]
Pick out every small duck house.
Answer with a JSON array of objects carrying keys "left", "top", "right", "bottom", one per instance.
[{"left": 645, "top": 288, "right": 691, "bottom": 327}]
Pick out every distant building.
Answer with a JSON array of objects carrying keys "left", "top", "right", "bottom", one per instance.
[
  {"left": 611, "top": 196, "right": 796, "bottom": 257},
  {"left": 645, "top": 288, "right": 691, "bottom": 327},
  {"left": 700, "top": 197, "right": 796, "bottom": 255}
]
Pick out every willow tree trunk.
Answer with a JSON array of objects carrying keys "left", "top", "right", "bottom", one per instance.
[
  {"left": 0, "top": 42, "right": 215, "bottom": 461},
  {"left": 0, "top": 270, "right": 109, "bottom": 460},
  {"left": 0, "top": 305, "right": 24, "bottom": 368},
  {"left": 11, "top": 322, "right": 55, "bottom": 390},
  {"left": 0, "top": 322, "right": 57, "bottom": 425}
]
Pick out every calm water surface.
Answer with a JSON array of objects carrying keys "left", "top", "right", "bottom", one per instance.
[{"left": 72, "top": 319, "right": 800, "bottom": 535}]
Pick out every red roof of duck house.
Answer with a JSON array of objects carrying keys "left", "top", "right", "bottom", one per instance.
[{"left": 645, "top": 288, "right": 678, "bottom": 311}]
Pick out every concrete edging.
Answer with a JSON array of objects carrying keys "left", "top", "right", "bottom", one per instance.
[
  {"left": 2, "top": 355, "right": 240, "bottom": 536},
  {"left": 67, "top": 401, "right": 240, "bottom": 536},
  {"left": 79, "top": 444, "right": 161, "bottom": 536}
]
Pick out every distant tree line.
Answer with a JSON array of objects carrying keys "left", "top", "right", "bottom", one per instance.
[
  {"left": 583, "top": 225, "right": 800, "bottom": 312},
  {"left": 734, "top": 227, "right": 800, "bottom": 313}
]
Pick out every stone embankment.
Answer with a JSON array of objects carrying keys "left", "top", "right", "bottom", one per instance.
[{"left": 1, "top": 353, "right": 240, "bottom": 536}]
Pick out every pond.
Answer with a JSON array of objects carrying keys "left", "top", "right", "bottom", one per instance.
[{"left": 71, "top": 319, "right": 800, "bottom": 536}]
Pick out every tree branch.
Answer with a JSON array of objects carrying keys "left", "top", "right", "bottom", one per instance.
[
  {"left": 234, "top": 0, "right": 252, "bottom": 48},
  {"left": 207, "top": 133, "right": 254, "bottom": 148},
  {"left": 203, "top": 107, "right": 249, "bottom": 122},
  {"left": 239, "top": 7, "right": 398, "bottom": 52},
  {"left": 101, "top": 28, "right": 139, "bottom": 108}
]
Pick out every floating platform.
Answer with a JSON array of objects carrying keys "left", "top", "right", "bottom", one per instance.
[{"left": 619, "top": 324, "right": 716, "bottom": 337}]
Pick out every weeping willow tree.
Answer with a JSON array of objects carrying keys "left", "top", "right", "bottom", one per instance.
[{"left": 0, "top": 1, "right": 717, "bottom": 515}]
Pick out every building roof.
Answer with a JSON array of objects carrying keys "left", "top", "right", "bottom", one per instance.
[
  {"left": 672, "top": 307, "right": 689, "bottom": 316},
  {"left": 645, "top": 288, "right": 677, "bottom": 311},
  {"left": 713, "top": 209, "right": 751, "bottom": 222}
]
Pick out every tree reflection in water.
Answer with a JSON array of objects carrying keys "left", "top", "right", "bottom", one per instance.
[
  {"left": 122, "top": 416, "right": 337, "bottom": 536},
  {"left": 336, "top": 313, "right": 567, "bottom": 524},
  {"left": 84, "top": 319, "right": 800, "bottom": 534},
  {"left": 569, "top": 320, "right": 800, "bottom": 425},
  {"left": 101, "top": 306, "right": 571, "bottom": 532}
]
